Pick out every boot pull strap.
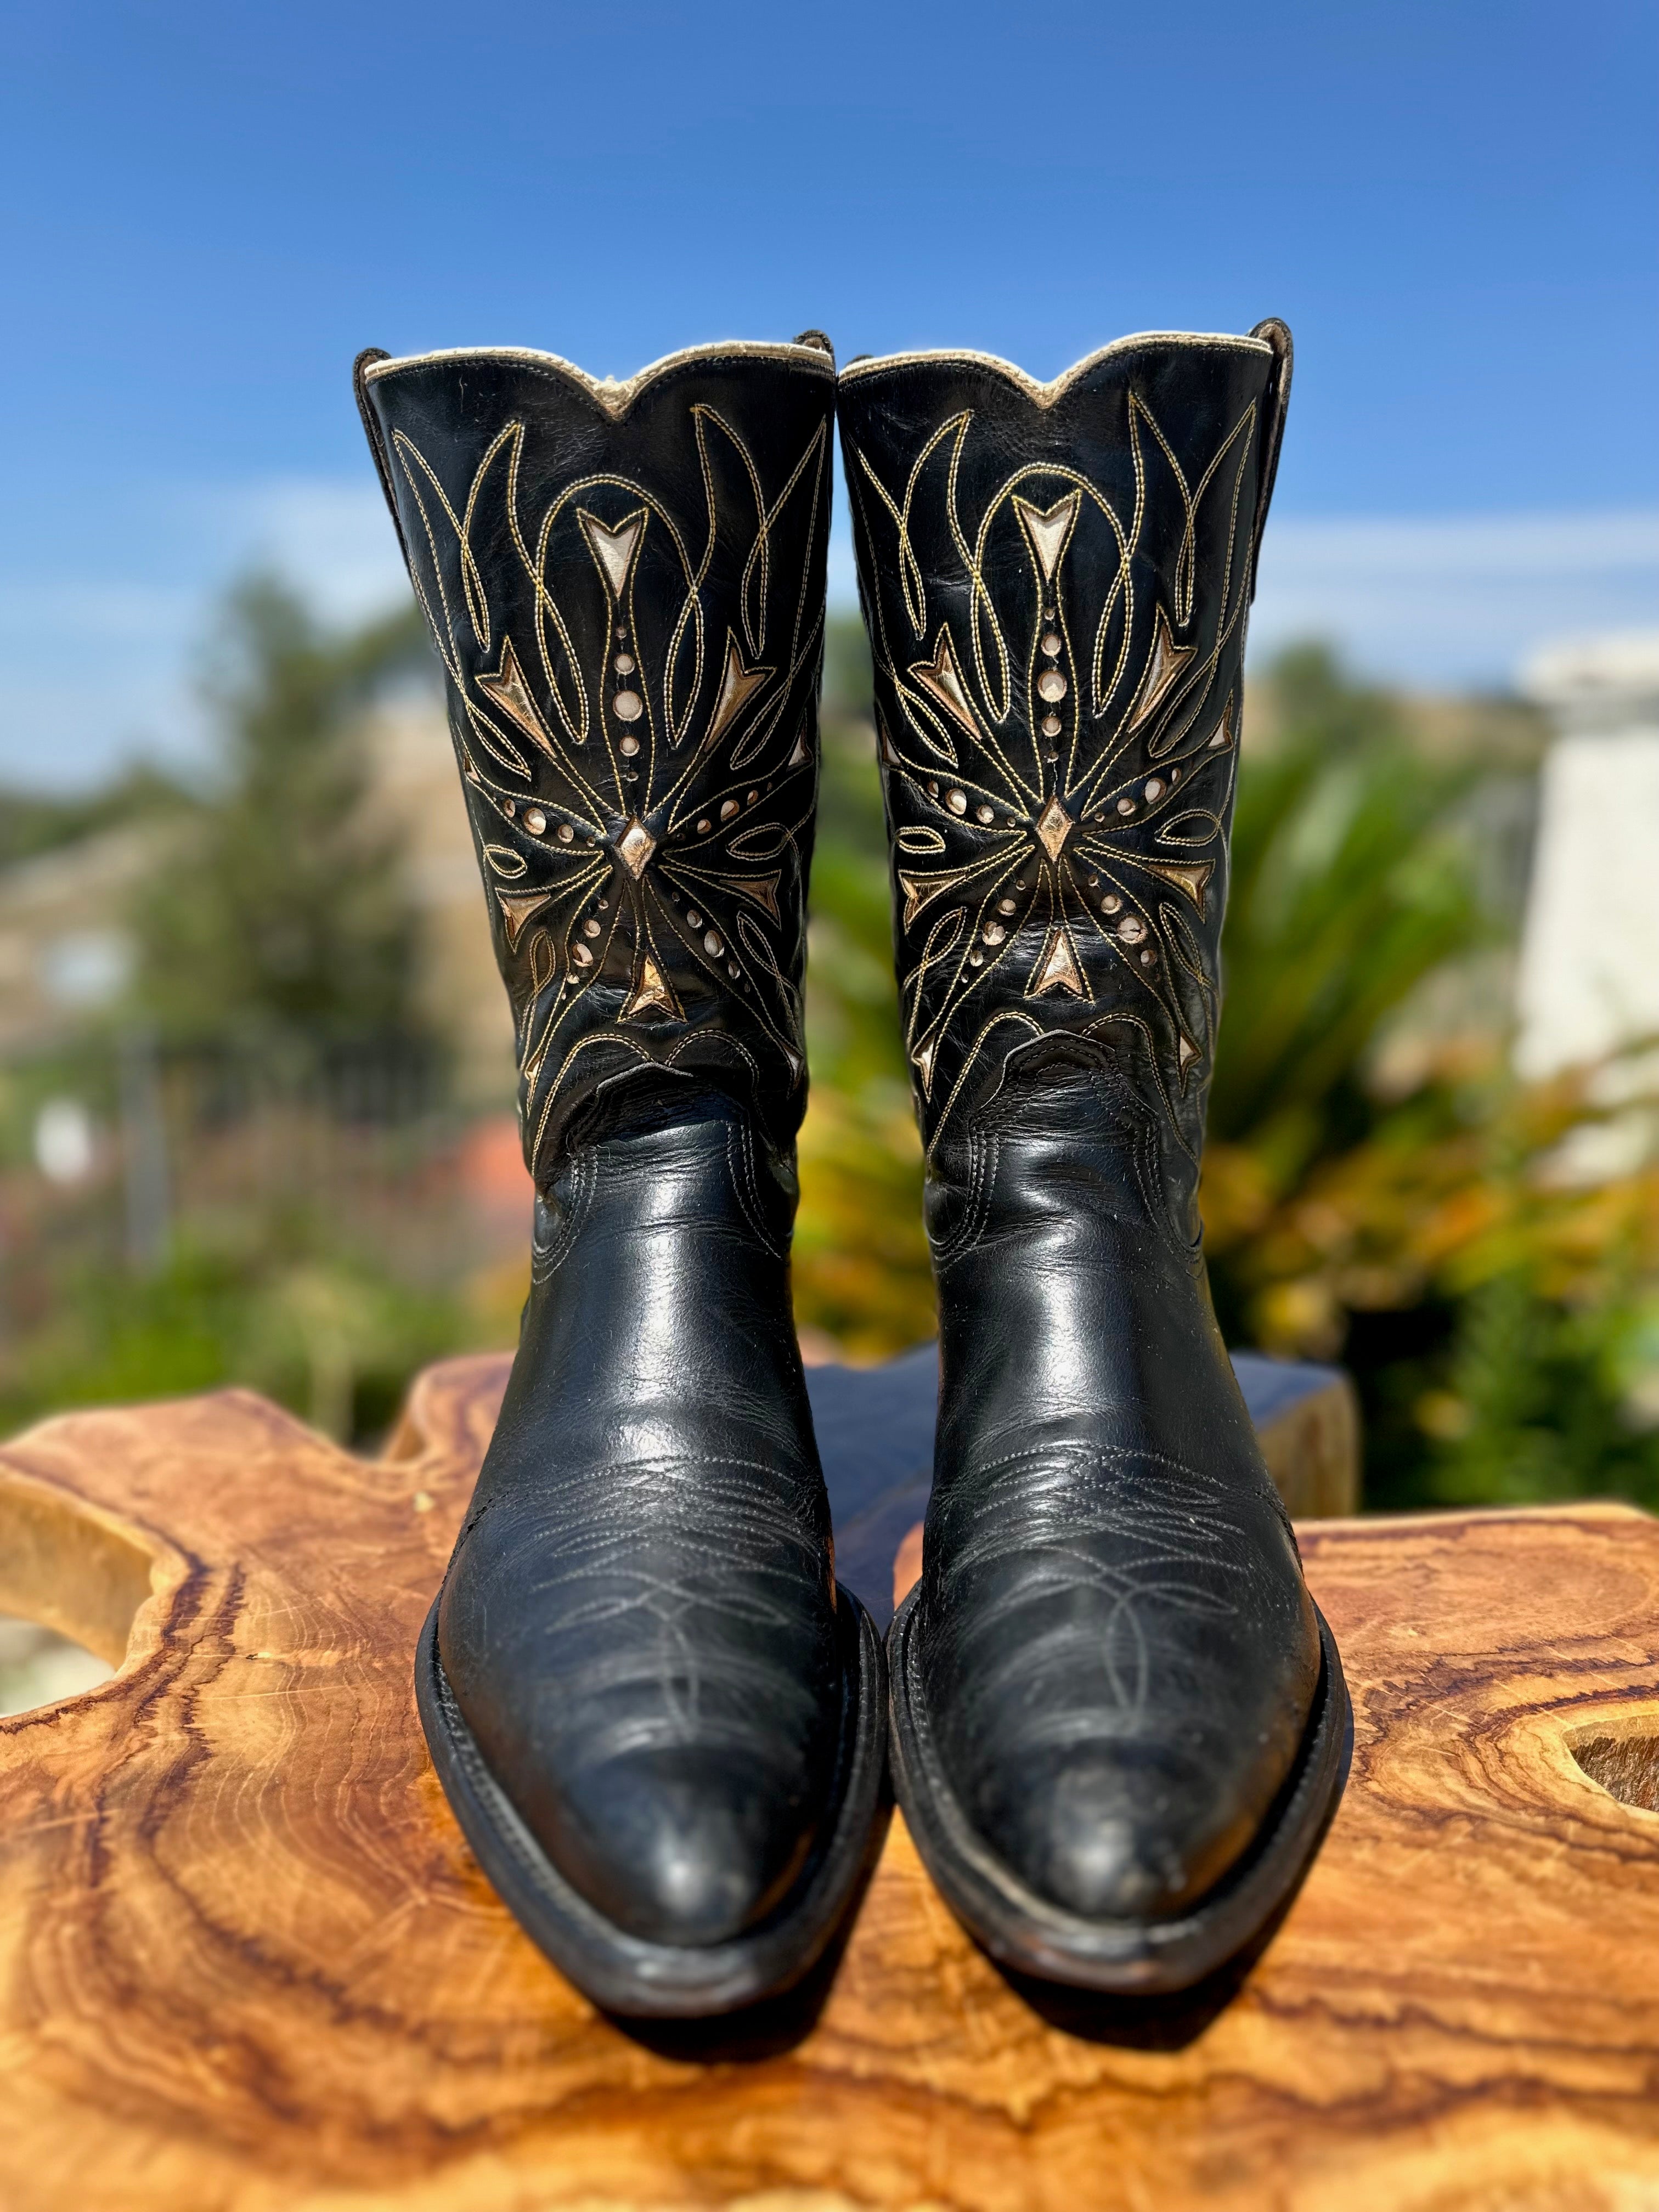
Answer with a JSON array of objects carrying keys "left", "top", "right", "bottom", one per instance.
[
  {"left": 352, "top": 347, "right": 413, "bottom": 570},
  {"left": 1246, "top": 318, "right": 1294, "bottom": 602}
]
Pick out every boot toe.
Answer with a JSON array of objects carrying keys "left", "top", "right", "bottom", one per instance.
[
  {"left": 438, "top": 1544, "right": 836, "bottom": 1950},
  {"left": 987, "top": 1744, "right": 1244, "bottom": 1921},
  {"left": 537, "top": 1745, "right": 820, "bottom": 1947},
  {"left": 921, "top": 1550, "right": 1322, "bottom": 1928}
]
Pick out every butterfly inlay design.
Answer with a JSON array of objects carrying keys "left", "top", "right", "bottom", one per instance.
[
  {"left": 386, "top": 396, "right": 830, "bottom": 1173},
  {"left": 847, "top": 378, "right": 1267, "bottom": 1156}
]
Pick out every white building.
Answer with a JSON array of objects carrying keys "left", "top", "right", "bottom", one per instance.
[{"left": 1514, "top": 631, "right": 1659, "bottom": 1085}]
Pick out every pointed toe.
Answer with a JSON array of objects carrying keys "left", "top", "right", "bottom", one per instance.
[
  {"left": 993, "top": 1746, "right": 1245, "bottom": 1923},
  {"left": 541, "top": 1747, "right": 821, "bottom": 1948}
]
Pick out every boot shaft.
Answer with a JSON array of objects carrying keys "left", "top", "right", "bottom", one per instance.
[
  {"left": 837, "top": 326, "right": 1290, "bottom": 1216},
  {"left": 355, "top": 337, "right": 836, "bottom": 1180}
]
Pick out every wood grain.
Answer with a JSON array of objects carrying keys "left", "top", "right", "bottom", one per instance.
[{"left": 3, "top": 1356, "right": 1659, "bottom": 2210}]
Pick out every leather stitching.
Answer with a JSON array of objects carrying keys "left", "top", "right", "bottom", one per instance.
[
  {"left": 530, "top": 1146, "right": 597, "bottom": 1283},
  {"left": 725, "top": 1120, "right": 788, "bottom": 1259},
  {"left": 930, "top": 1119, "right": 1000, "bottom": 1272},
  {"left": 1084, "top": 1065, "right": 1194, "bottom": 1262},
  {"left": 368, "top": 371, "right": 826, "bottom": 1171},
  {"left": 841, "top": 358, "right": 1266, "bottom": 1159},
  {"left": 425, "top": 1585, "right": 872, "bottom": 1972}
]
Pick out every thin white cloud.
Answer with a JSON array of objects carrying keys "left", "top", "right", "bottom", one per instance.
[
  {"left": 0, "top": 477, "right": 412, "bottom": 788},
  {"left": 1250, "top": 510, "right": 1659, "bottom": 686},
  {"left": 5, "top": 479, "right": 1656, "bottom": 788},
  {"left": 190, "top": 478, "right": 411, "bottom": 625}
]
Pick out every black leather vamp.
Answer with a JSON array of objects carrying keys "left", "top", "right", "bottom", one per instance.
[{"left": 439, "top": 1093, "right": 842, "bottom": 1946}]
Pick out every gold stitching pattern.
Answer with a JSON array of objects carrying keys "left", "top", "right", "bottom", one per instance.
[
  {"left": 848, "top": 384, "right": 1260, "bottom": 1149},
  {"left": 389, "top": 397, "right": 828, "bottom": 1169}
]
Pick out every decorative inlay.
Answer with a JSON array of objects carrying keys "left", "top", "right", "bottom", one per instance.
[
  {"left": 1031, "top": 927, "right": 1085, "bottom": 997},
  {"left": 578, "top": 507, "right": 646, "bottom": 602},
  {"left": 621, "top": 949, "right": 680, "bottom": 1021},
  {"left": 1127, "top": 606, "right": 1197, "bottom": 733},
  {"left": 1013, "top": 489, "right": 1081, "bottom": 584},
  {"left": 1035, "top": 797, "right": 1072, "bottom": 860},
  {"left": 909, "top": 628, "right": 981, "bottom": 737},
  {"left": 477, "top": 637, "right": 552, "bottom": 749},
  {"left": 496, "top": 889, "right": 554, "bottom": 950},
  {"left": 1126, "top": 854, "right": 1213, "bottom": 913},
  {"left": 616, "top": 819, "right": 657, "bottom": 879},
  {"left": 707, "top": 634, "right": 771, "bottom": 746},
  {"left": 672, "top": 867, "right": 782, "bottom": 921}
]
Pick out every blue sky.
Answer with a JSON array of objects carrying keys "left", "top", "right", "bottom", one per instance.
[{"left": 1, "top": 0, "right": 1654, "bottom": 786}]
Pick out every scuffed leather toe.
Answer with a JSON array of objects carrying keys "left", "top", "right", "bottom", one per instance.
[
  {"left": 915, "top": 1433, "right": 1322, "bottom": 1905},
  {"left": 436, "top": 1459, "right": 845, "bottom": 1955},
  {"left": 531, "top": 1745, "right": 822, "bottom": 1947},
  {"left": 974, "top": 1741, "right": 1269, "bottom": 1922}
]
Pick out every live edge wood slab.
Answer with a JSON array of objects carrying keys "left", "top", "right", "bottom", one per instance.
[{"left": 3, "top": 1358, "right": 1659, "bottom": 2210}]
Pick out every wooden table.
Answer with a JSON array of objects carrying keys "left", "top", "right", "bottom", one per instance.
[{"left": 2, "top": 1356, "right": 1657, "bottom": 2210}]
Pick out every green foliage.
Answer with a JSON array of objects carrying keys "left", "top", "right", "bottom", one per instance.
[
  {"left": 1210, "top": 645, "right": 1485, "bottom": 1176},
  {"left": 0, "top": 764, "right": 184, "bottom": 868},
  {"left": 0, "top": 1223, "right": 469, "bottom": 1446},
  {"left": 792, "top": 617, "right": 934, "bottom": 1357},
  {"left": 1202, "top": 646, "right": 1659, "bottom": 1510},
  {"left": 1423, "top": 1273, "right": 1659, "bottom": 1505},
  {"left": 132, "top": 577, "right": 433, "bottom": 1053}
]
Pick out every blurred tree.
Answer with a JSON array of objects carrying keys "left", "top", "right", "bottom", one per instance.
[
  {"left": 133, "top": 576, "right": 433, "bottom": 1056},
  {"left": 1204, "top": 644, "right": 1491, "bottom": 1343},
  {"left": 0, "top": 578, "right": 481, "bottom": 1448},
  {"left": 0, "top": 763, "right": 183, "bottom": 868}
]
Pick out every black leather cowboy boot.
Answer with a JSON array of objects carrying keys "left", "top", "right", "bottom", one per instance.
[
  {"left": 839, "top": 325, "right": 1350, "bottom": 1994},
  {"left": 354, "top": 336, "right": 885, "bottom": 2016}
]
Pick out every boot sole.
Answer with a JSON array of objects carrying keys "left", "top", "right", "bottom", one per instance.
[
  {"left": 887, "top": 1587, "right": 1351, "bottom": 1994},
  {"left": 415, "top": 1584, "right": 889, "bottom": 2018}
]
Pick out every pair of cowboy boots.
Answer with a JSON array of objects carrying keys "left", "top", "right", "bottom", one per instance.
[{"left": 354, "top": 323, "right": 1350, "bottom": 2019}]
